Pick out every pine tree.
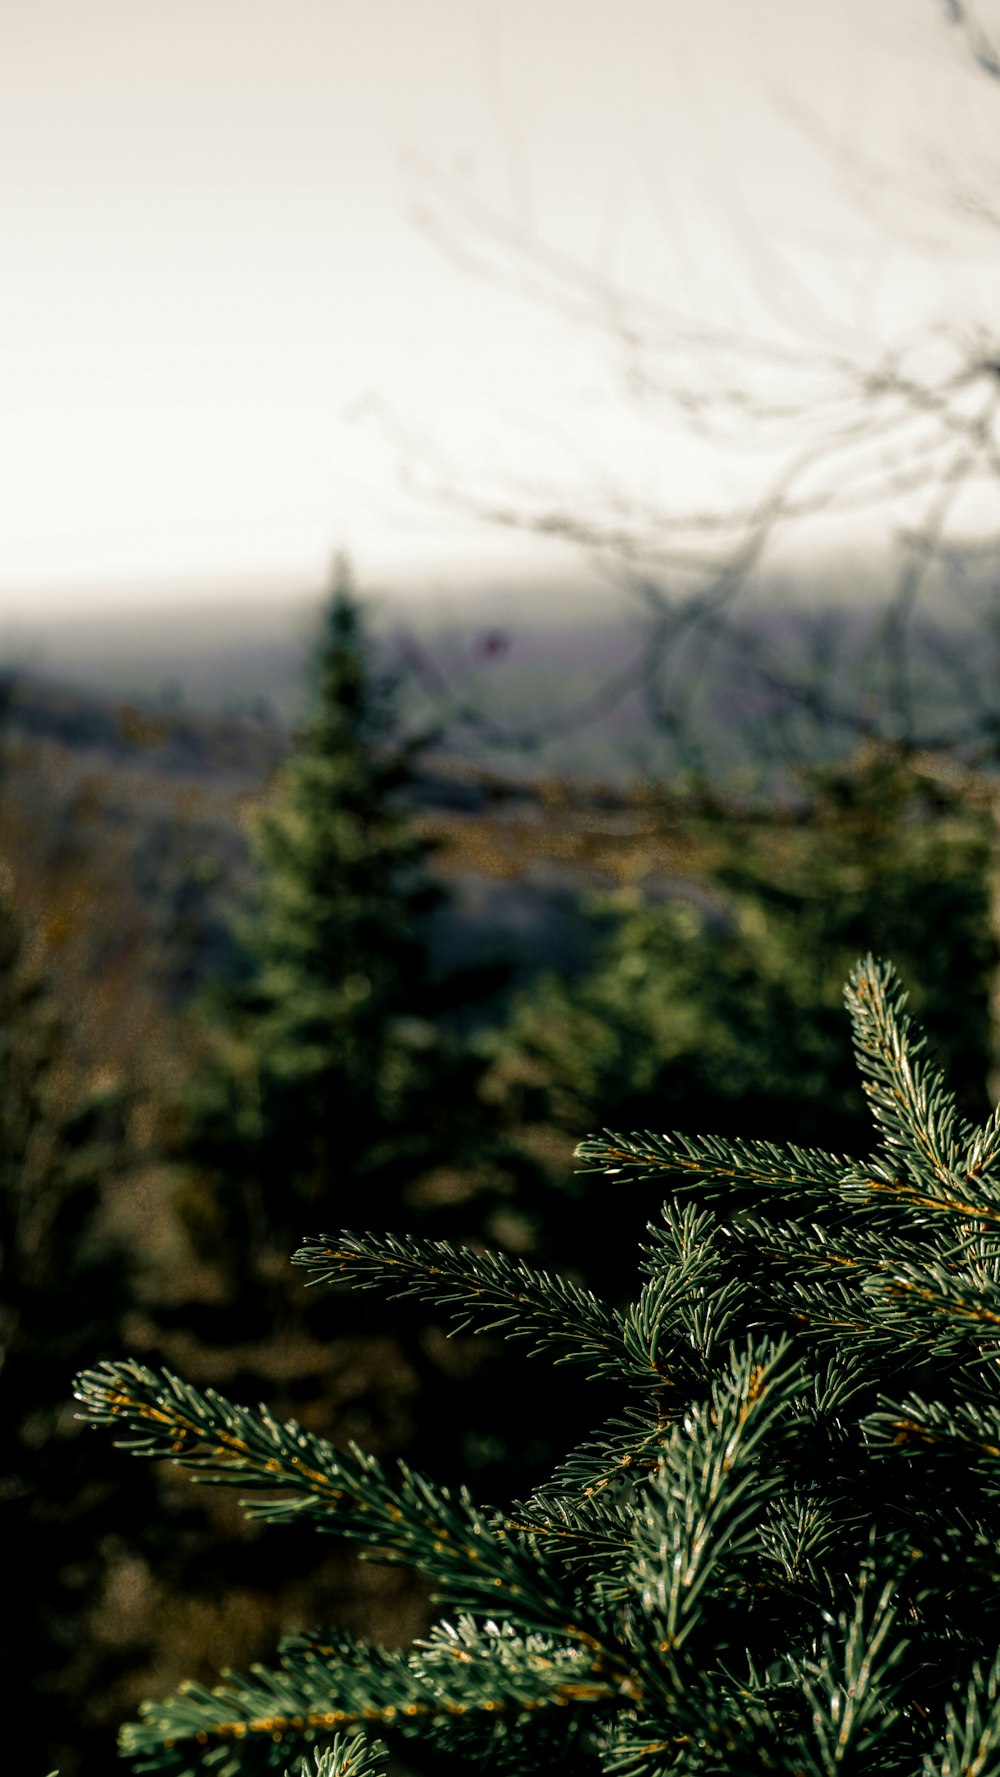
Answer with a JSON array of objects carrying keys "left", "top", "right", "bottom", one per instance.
[
  {"left": 485, "top": 746, "right": 995, "bottom": 1290},
  {"left": 0, "top": 874, "right": 137, "bottom": 1777},
  {"left": 76, "top": 953, "right": 1000, "bottom": 1774},
  {"left": 175, "top": 562, "right": 488, "bottom": 1301},
  {"left": 165, "top": 559, "right": 541, "bottom": 1529}
]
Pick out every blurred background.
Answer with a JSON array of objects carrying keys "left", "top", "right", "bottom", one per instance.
[{"left": 4, "top": 3, "right": 1000, "bottom": 1773}]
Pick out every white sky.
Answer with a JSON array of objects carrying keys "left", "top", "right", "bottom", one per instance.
[{"left": 2, "top": 0, "right": 998, "bottom": 620}]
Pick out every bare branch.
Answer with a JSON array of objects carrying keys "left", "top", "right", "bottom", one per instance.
[{"left": 942, "top": 1, "right": 1000, "bottom": 82}]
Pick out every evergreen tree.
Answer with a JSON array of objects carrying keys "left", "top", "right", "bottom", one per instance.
[
  {"left": 485, "top": 747, "right": 996, "bottom": 1289},
  {"left": 77, "top": 953, "right": 1000, "bottom": 1774},
  {"left": 0, "top": 875, "right": 136, "bottom": 1777},
  {"left": 176, "top": 562, "right": 490, "bottom": 1303},
  {"left": 167, "top": 561, "right": 541, "bottom": 1510}
]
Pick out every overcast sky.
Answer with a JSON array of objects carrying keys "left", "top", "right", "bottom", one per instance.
[{"left": 3, "top": 0, "right": 998, "bottom": 621}]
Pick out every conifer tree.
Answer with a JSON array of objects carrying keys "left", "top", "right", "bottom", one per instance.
[
  {"left": 176, "top": 560, "right": 487, "bottom": 1300},
  {"left": 77, "top": 953, "right": 1000, "bottom": 1774},
  {"left": 0, "top": 875, "right": 135, "bottom": 1777},
  {"left": 485, "top": 747, "right": 995, "bottom": 1289}
]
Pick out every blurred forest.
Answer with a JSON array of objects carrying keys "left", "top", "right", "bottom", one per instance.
[{"left": 3, "top": 563, "right": 1000, "bottom": 1777}]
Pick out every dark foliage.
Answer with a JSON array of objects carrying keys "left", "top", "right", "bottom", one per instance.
[{"left": 0, "top": 876, "right": 142, "bottom": 1777}]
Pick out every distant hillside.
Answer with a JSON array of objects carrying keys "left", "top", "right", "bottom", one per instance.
[
  {"left": 3, "top": 577, "right": 996, "bottom": 784},
  {"left": 0, "top": 673, "right": 719, "bottom": 1070}
]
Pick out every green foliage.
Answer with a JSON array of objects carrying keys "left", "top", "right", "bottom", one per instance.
[
  {"left": 0, "top": 874, "right": 136, "bottom": 1777},
  {"left": 76, "top": 954, "right": 1000, "bottom": 1773},
  {"left": 0, "top": 897, "right": 124, "bottom": 1384},
  {"left": 175, "top": 563, "right": 489, "bottom": 1284},
  {"left": 288, "top": 1741, "right": 388, "bottom": 1777},
  {"left": 298, "top": 1230, "right": 625, "bottom": 1374},
  {"left": 485, "top": 749, "right": 995, "bottom": 1284}
]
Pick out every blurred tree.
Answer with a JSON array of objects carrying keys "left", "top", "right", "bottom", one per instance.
[
  {"left": 165, "top": 561, "right": 612, "bottom": 1528},
  {"left": 485, "top": 746, "right": 997, "bottom": 1297},
  {"left": 170, "top": 558, "right": 528, "bottom": 1369},
  {"left": 0, "top": 868, "right": 142, "bottom": 1777},
  {"left": 175, "top": 562, "right": 498, "bottom": 1303}
]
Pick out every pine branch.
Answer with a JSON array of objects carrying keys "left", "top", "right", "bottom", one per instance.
[
  {"left": 528, "top": 1403, "right": 674, "bottom": 1506},
  {"left": 728, "top": 1210, "right": 1000, "bottom": 1361},
  {"left": 73, "top": 1361, "right": 595, "bottom": 1637},
  {"left": 121, "top": 1634, "right": 405, "bottom": 1777},
  {"left": 965, "top": 1103, "right": 1000, "bottom": 1182},
  {"left": 291, "top": 1741, "right": 388, "bottom": 1777},
  {"left": 602, "top": 1661, "right": 799, "bottom": 1775},
  {"left": 413, "top": 1615, "right": 620, "bottom": 1715},
  {"left": 120, "top": 1623, "right": 618, "bottom": 1777},
  {"left": 840, "top": 1155, "right": 1000, "bottom": 1234},
  {"left": 294, "top": 1230, "right": 627, "bottom": 1379},
  {"left": 933, "top": 1649, "right": 1000, "bottom": 1777},
  {"left": 755, "top": 1487, "right": 848, "bottom": 1592},
  {"left": 629, "top": 1269, "right": 758, "bottom": 1375},
  {"left": 864, "top": 1387, "right": 1000, "bottom": 1491},
  {"left": 503, "top": 1493, "right": 637, "bottom": 1606},
  {"left": 723, "top": 1208, "right": 922, "bottom": 1279},
  {"left": 576, "top": 1128, "right": 857, "bottom": 1213},
  {"left": 606, "top": 1549, "right": 921, "bottom": 1775},
  {"left": 857, "top": 1255, "right": 1000, "bottom": 1354},
  {"left": 637, "top": 1200, "right": 727, "bottom": 1279},
  {"left": 629, "top": 1337, "right": 807, "bottom": 1664},
  {"left": 845, "top": 954, "right": 971, "bottom": 1185},
  {"left": 584, "top": 1113, "right": 1000, "bottom": 1242},
  {"left": 784, "top": 1561, "right": 914, "bottom": 1772},
  {"left": 627, "top": 1204, "right": 758, "bottom": 1376}
]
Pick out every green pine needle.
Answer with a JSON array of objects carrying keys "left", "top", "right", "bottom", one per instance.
[{"left": 294, "top": 1229, "right": 627, "bottom": 1378}]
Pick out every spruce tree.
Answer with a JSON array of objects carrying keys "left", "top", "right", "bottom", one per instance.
[
  {"left": 176, "top": 562, "right": 486, "bottom": 1301},
  {"left": 76, "top": 953, "right": 1000, "bottom": 1774}
]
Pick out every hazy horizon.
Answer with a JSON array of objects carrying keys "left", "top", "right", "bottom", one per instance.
[{"left": 2, "top": 547, "right": 989, "bottom": 749}]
